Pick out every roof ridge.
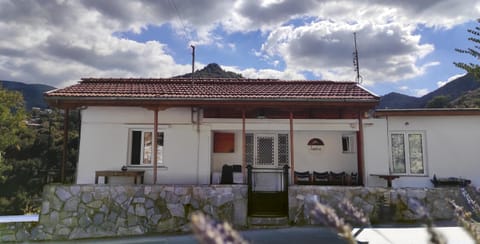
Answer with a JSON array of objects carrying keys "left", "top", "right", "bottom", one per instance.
[{"left": 80, "top": 78, "right": 357, "bottom": 84}]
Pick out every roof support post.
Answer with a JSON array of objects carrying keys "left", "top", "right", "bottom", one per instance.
[
  {"left": 242, "top": 110, "right": 246, "bottom": 179},
  {"left": 61, "top": 108, "right": 69, "bottom": 183},
  {"left": 289, "top": 111, "right": 294, "bottom": 184},
  {"left": 153, "top": 108, "right": 159, "bottom": 184},
  {"left": 356, "top": 111, "right": 365, "bottom": 186}
]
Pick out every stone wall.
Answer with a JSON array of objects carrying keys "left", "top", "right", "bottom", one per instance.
[
  {"left": 289, "top": 186, "right": 463, "bottom": 224},
  {"left": 1, "top": 185, "right": 467, "bottom": 242},
  {"left": 1, "top": 184, "right": 247, "bottom": 242}
]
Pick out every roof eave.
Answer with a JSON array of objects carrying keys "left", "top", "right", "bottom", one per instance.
[
  {"left": 375, "top": 108, "right": 480, "bottom": 117},
  {"left": 44, "top": 95, "right": 379, "bottom": 108}
]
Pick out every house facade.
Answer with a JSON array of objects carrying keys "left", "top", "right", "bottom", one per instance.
[
  {"left": 364, "top": 109, "right": 480, "bottom": 187},
  {"left": 45, "top": 78, "right": 378, "bottom": 187},
  {"left": 45, "top": 78, "right": 480, "bottom": 188}
]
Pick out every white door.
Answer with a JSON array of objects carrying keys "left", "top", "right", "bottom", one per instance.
[{"left": 253, "top": 134, "right": 281, "bottom": 191}]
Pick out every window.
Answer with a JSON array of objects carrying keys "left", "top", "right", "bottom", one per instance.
[
  {"left": 390, "top": 132, "right": 425, "bottom": 175},
  {"left": 130, "top": 129, "right": 164, "bottom": 165},
  {"left": 342, "top": 135, "right": 356, "bottom": 153}
]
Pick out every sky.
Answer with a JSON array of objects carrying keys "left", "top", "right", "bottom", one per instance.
[{"left": 0, "top": 0, "right": 479, "bottom": 97}]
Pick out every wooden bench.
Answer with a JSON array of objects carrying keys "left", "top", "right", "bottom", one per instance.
[{"left": 95, "top": 170, "right": 145, "bottom": 184}]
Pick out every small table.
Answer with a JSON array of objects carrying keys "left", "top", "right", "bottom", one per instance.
[
  {"left": 95, "top": 170, "right": 145, "bottom": 184},
  {"left": 370, "top": 174, "right": 400, "bottom": 187}
]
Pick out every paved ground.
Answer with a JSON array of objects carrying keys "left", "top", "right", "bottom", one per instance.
[
  {"left": 50, "top": 226, "right": 474, "bottom": 244},
  {"left": 0, "top": 214, "right": 38, "bottom": 223}
]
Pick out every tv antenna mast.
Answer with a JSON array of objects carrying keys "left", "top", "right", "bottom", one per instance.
[{"left": 353, "top": 32, "right": 362, "bottom": 84}]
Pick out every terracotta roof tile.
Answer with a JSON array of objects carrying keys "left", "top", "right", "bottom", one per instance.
[{"left": 45, "top": 78, "right": 378, "bottom": 102}]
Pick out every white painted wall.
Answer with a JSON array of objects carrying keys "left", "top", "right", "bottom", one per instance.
[
  {"left": 209, "top": 119, "right": 360, "bottom": 181},
  {"left": 363, "top": 116, "right": 480, "bottom": 187},
  {"left": 77, "top": 107, "right": 360, "bottom": 185},
  {"left": 77, "top": 107, "right": 210, "bottom": 185}
]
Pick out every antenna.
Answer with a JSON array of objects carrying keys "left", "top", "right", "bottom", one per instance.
[
  {"left": 353, "top": 32, "right": 362, "bottom": 84},
  {"left": 191, "top": 45, "right": 195, "bottom": 84}
]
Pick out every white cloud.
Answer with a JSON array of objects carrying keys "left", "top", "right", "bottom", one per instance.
[
  {"left": 398, "top": 86, "right": 409, "bottom": 91},
  {"left": 225, "top": 65, "right": 305, "bottom": 80},
  {"left": 414, "top": 88, "right": 430, "bottom": 97},
  {"left": 436, "top": 73, "right": 466, "bottom": 87},
  {"left": 0, "top": 0, "right": 479, "bottom": 88},
  {"left": 259, "top": 20, "right": 438, "bottom": 83}
]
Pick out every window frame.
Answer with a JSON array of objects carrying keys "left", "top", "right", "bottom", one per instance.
[
  {"left": 128, "top": 128, "right": 165, "bottom": 167},
  {"left": 341, "top": 134, "right": 356, "bottom": 153},
  {"left": 389, "top": 131, "right": 427, "bottom": 176}
]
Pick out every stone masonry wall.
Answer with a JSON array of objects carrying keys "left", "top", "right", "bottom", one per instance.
[
  {"left": 1, "top": 185, "right": 467, "bottom": 242},
  {"left": 1, "top": 184, "right": 247, "bottom": 242},
  {"left": 289, "top": 186, "right": 464, "bottom": 225}
]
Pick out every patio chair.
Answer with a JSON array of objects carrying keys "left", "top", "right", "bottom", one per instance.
[
  {"left": 312, "top": 171, "right": 330, "bottom": 185},
  {"left": 220, "top": 165, "right": 233, "bottom": 184},
  {"left": 330, "top": 171, "right": 346, "bottom": 185},
  {"left": 294, "top": 171, "right": 311, "bottom": 185},
  {"left": 350, "top": 172, "right": 358, "bottom": 185}
]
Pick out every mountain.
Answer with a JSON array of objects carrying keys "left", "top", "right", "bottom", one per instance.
[
  {"left": 174, "top": 63, "right": 243, "bottom": 78},
  {"left": 450, "top": 87, "right": 480, "bottom": 108},
  {"left": 378, "top": 92, "right": 418, "bottom": 109},
  {"left": 378, "top": 73, "right": 480, "bottom": 109},
  {"left": 0, "top": 80, "right": 56, "bottom": 110}
]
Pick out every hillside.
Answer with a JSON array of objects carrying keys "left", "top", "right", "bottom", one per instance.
[
  {"left": 0, "top": 80, "right": 55, "bottom": 110},
  {"left": 174, "top": 63, "right": 243, "bottom": 78},
  {"left": 378, "top": 92, "right": 419, "bottom": 109},
  {"left": 377, "top": 73, "right": 480, "bottom": 109},
  {"left": 450, "top": 88, "right": 480, "bottom": 108}
]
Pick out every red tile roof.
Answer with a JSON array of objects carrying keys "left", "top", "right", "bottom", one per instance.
[{"left": 45, "top": 78, "right": 378, "bottom": 102}]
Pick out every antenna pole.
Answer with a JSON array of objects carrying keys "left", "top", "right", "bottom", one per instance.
[
  {"left": 353, "top": 32, "right": 361, "bottom": 83},
  {"left": 191, "top": 45, "right": 195, "bottom": 84}
]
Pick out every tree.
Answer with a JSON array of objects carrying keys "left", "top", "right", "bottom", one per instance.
[
  {"left": 426, "top": 95, "right": 450, "bottom": 108},
  {"left": 0, "top": 85, "right": 27, "bottom": 182},
  {"left": 454, "top": 19, "right": 480, "bottom": 80}
]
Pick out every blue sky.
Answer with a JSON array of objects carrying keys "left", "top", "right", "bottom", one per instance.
[{"left": 0, "top": 1, "right": 479, "bottom": 97}]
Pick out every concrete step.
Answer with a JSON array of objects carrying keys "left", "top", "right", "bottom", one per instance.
[{"left": 248, "top": 216, "right": 289, "bottom": 228}]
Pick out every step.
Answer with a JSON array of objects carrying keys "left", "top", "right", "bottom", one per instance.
[{"left": 248, "top": 216, "right": 289, "bottom": 228}]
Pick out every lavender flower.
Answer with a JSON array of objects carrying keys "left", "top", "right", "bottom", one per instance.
[
  {"left": 448, "top": 199, "right": 480, "bottom": 243},
  {"left": 339, "top": 199, "right": 370, "bottom": 227},
  {"left": 190, "top": 212, "right": 248, "bottom": 244},
  {"left": 407, "top": 198, "right": 446, "bottom": 244},
  {"left": 309, "top": 201, "right": 356, "bottom": 244}
]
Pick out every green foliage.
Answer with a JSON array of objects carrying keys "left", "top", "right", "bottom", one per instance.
[
  {"left": 0, "top": 86, "right": 27, "bottom": 182},
  {"left": 454, "top": 19, "right": 480, "bottom": 80},
  {"left": 426, "top": 95, "right": 450, "bottom": 108},
  {"left": 0, "top": 106, "right": 80, "bottom": 215}
]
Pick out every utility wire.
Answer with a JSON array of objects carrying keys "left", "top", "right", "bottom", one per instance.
[{"left": 168, "top": 0, "right": 193, "bottom": 45}]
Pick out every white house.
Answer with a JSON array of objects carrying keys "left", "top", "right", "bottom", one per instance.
[
  {"left": 44, "top": 78, "right": 480, "bottom": 188},
  {"left": 364, "top": 108, "right": 480, "bottom": 188},
  {"left": 45, "top": 78, "right": 378, "bottom": 187}
]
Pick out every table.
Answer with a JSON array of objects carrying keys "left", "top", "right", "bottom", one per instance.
[
  {"left": 370, "top": 174, "right": 400, "bottom": 187},
  {"left": 95, "top": 170, "right": 145, "bottom": 184}
]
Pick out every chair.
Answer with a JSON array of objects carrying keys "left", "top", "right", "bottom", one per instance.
[
  {"left": 220, "top": 165, "right": 233, "bottom": 184},
  {"left": 294, "top": 171, "right": 311, "bottom": 185},
  {"left": 350, "top": 173, "right": 358, "bottom": 185},
  {"left": 330, "top": 171, "right": 346, "bottom": 185},
  {"left": 313, "top": 171, "right": 330, "bottom": 185}
]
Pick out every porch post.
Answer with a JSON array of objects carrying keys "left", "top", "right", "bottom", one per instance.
[
  {"left": 357, "top": 112, "right": 365, "bottom": 186},
  {"left": 153, "top": 108, "right": 159, "bottom": 184},
  {"left": 289, "top": 111, "right": 295, "bottom": 184},
  {"left": 61, "top": 108, "right": 69, "bottom": 183},
  {"left": 242, "top": 110, "right": 246, "bottom": 178}
]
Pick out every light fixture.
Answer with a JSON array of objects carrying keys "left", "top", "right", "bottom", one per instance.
[{"left": 307, "top": 138, "right": 324, "bottom": 150}]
